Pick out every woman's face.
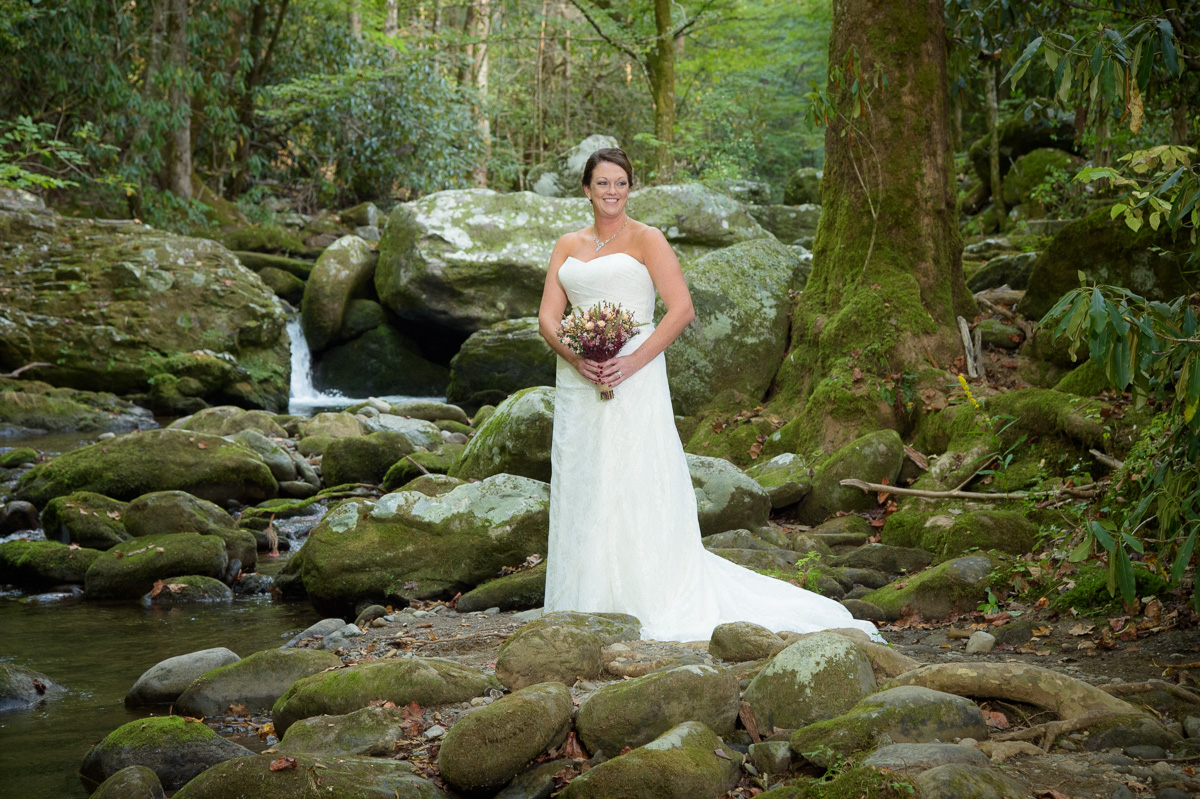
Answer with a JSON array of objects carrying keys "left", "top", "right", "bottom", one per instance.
[{"left": 585, "top": 161, "right": 632, "bottom": 217}]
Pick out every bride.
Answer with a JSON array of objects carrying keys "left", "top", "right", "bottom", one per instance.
[{"left": 536, "top": 147, "right": 882, "bottom": 643}]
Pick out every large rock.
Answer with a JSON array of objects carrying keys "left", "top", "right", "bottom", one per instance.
[
  {"left": 747, "top": 204, "right": 821, "bottom": 245},
  {"left": 665, "top": 238, "right": 802, "bottom": 415},
  {"left": 784, "top": 167, "right": 823, "bottom": 205},
  {"left": 320, "top": 430, "right": 416, "bottom": 487},
  {"left": 794, "top": 429, "right": 905, "bottom": 525},
  {"left": 0, "top": 207, "right": 289, "bottom": 409},
  {"left": 169, "top": 406, "right": 288, "bottom": 439},
  {"left": 914, "top": 763, "right": 1033, "bottom": 799},
  {"left": 300, "top": 235, "right": 376, "bottom": 352},
  {"left": 708, "top": 621, "right": 785, "bottom": 662},
  {"left": 559, "top": 721, "right": 740, "bottom": 799},
  {"left": 455, "top": 561, "right": 546, "bottom": 613},
  {"left": 272, "top": 657, "right": 499, "bottom": 735},
  {"left": 0, "top": 539, "right": 102, "bottom": 586},
  {"left": 744, "top": 452, "right": 813, "bottom": 509},
  {"left": 126, "top": 647, "right": 241, "bottom": 706},
  {"left": 967, "top": 110, "right": 1077, "bottom": 196},
  {"left": 374, "top": 185, "right": 769, "bottom": 336},
  {"left": 528, "top": 134, "right": 620, "bottom": 197},
  {"left": 882, "top": 508, "right": 1037, "bottom": 561},
  {"left": 1001, "top": 147, "right": 1082, "bottom": 209},
  {"left": 0, "top": 378, "right": 154, "bottom": 433},
  {"left": 446, "top": 317, "right": 556, "bottom": 411},
  {"left": 0, "top": 662, "right": 67, "bottom": 711},
  {"left": 312, "top": 325, "right": 450, "bottom": 398},
  {"left": 450, "top": 386, "right": 555, "bottom": 482},
  {"left": 90, "top": 766, "right": 165, "bottom": 799},
  {"left": 790, "top": 685, "right": 988, "bottom": 766},
  {"left": 277, "top": 705, "right": 413, "bottom": 756},
  {"left": 175, "top": 648, "right": 342, "bottom": 717},
  {"left": 687, "top": 453, "right": 771, "bottom": 536},
  {"left": 862, "top": 742, "right": 990, "bottom": 774},
  {"left": 1020, "top": 205, "right": 1194, "bottom": 320},
  {"left": 967, "top": 251, "right": 1038, "bottom": 292},
  {"left": 438, "top": 681, "right": 573, "bottom": 791},
  {"left": 496, "top": 611, "right": 641, "bottom": 691},
  {"left": 862, "top": 555, "right": 997, "bottom": 621},
  {"left": 79, "top": 715, "right": 253, "bottom": 792},
  {"left": 743, "top": 633, "right": 877, "bottom": 731},
  {"left": 13, "top": 428, "right": 277, "bottom": 508},
  {"left": 172, "top": 753, "right": 444, "bottom": 799},
  {"left": 575, "top": 664, "right": 739, "bottom": 756},
  {"left": 283, "top": 474, "right": 550, "bottom": 614},
  {"left": 86, "top": 534, "right": 230, "bottom": 601},
  {"left": 123, "top": 490, "right": 256, "bottom": 570}
]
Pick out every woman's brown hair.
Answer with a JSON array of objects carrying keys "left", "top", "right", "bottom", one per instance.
[{"left": 581, "top": 147, "right": 634, "bottom": 188}]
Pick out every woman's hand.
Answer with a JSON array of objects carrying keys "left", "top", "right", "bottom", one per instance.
[
  {"left": 597, "top": 355, "right": 639, "bottom": 389},
  {"left": 568, "top": 354, "right": 606, "bottom": 385}
]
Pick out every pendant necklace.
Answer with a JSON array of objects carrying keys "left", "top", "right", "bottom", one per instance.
[{"left": 593, "top": 215, "right": 628, "bottom": 252}]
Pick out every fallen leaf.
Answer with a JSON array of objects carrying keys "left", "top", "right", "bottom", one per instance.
[
  {"left": 714, "top": 748, "right": 731, "bottom": 760},
  {"left": 983, "top": 710, "right": 1010, "bottom": 730},
  {"left": 32, "top": 680, "right": 46, "bottom": 695},
  {"left": 748, "top": 440, "right": 763, "bottom": 459},
  {"left": 197, "top": 442, "right": 207, "bottom": 449},
  {"left": 228, "top": 703, "right": 248, "bottom": 716},
  {"left": 1068, "top": 622, "right": 1094, "bottom": 636},
  {"left": 404, "top": 581, "right": 419, "bottom": 590},
  {"left": 853, "top": 366, "right": 863, "bottom": 382},
  {"left": 1032, "top": 625, "right": 1052, "bottom": 637},
  {"left": 269, "top": 755, "right": 297, "bottom": 771},
  {"left": 106, "top": 510, "right": 121, "bottom": 519},
  {"left": 258, "top": 722, "right": 275, "bottom": 741},
  {"left": 1036, "top": 790, "right": 1070, "bottom": 799}
]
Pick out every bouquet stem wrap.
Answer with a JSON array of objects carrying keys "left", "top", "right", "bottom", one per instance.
[{"left": 557, "top": 301, "right": 640, "bottom": 401}]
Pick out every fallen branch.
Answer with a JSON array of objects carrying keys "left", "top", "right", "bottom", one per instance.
[
  {"left": 1101, "top": 680, "right": 1200, "bottom": 707},
  {"left": 839, "top": 478, "right": 1097, "bottom": 501},
  {"left": 1088, "top": 448, "right": 1124, "bottom": 471},
  {"left": 0, "top": 362, "right": 50, "bottom": 379},
  {"left": 404, "top": 455, "right": 431, "bottom": 476},
  {"left": 991, "top": 709, "right": 1129, "bottom": 751},
  {"left": 958, "top": 316, "right": 978, "bottom": 378},
  {"left": 976, "top": 294, "right": 1017, "bottom": 322}
]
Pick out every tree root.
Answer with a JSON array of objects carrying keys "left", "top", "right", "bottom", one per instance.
[
  {"left": 1101, "top": 679, "right": 1200, "bottom": 707},
  {"left": 990, "top": 709, "right": 1129, "bottom": 751},
  {"left": 840, "top": 478, "right": 1098, "bottom": 501}
]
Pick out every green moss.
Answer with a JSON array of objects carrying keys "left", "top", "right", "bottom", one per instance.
[
  {"left": 217, "top": 224, "right": 308, "bottom": 256},
  {"left": 456, "top": 561, "right": 546, "bottom": 612},
  {"left": 322, "top": 431, "right": 415, "bottom": 487},
  {"left": 381, "top": 444, "right": 464, "bottom": 491},
  {"left": 41, "top": 491, "right": 131, "bottom": 550},
  {"left": 861, "top": 554, "right": 996, "bottom": 620},
  {"left": 685, "top": 414, "right": 779, "bottom": 468},
  {"left": 1054, "top": 359, "right": 1110, "bottom": 398},
  {"left": 881, "top": 508, "right": 1036, "bottom": 561},
  {"left": 103, "top": 715, "right": 218, "bottom": 750},
  {"left": 0, "top": 539, "right": 103, "bottom": 585},
  {"left": 1051, "top": 562, "right": 1169, "bottom": 614},
  {"left": 0, "top": 447, "right": 38, "bottom": 468}
]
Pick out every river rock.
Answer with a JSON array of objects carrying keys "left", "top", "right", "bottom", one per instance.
[
  {"left": 300, "top": 235, "right": 376, "bottom": 352},
  {"left": 446, "top": 317, "right": 556, "bottom": 411},
  {"left": 256, "top": 265, "right": 304, "bottom": 305},
  {"left": 321, "top": 430, "right": 415, "bottom": 487},
  {"left": 576, "top": 664, "right": 738, "bottom": 756},
  {"left": 272, "top": 657, "right": 499, "bottom": 735},
  {"left": 141, "top": 574, "right": 233, "bottom": 605},
  {"left": 456, "top": 561, "right": 546, "bottom": 613},
  {"left": 362, "top": 414, "right": 443, "bottom": 448},
  {"left": 744, "top": 453, "right": 812, "bottom": 509},
  {"left": 496, "top": 611, "right": 641, "bottom": 691},
  {"left": 126, "top": 647, "right": 240, "bottom": 706},
  {"left": 450, "top": 386, "right": 555, "bottom": 482},
  {"left": 13, "top": 428, "right": 277, "bottom": 508},
  {"left": 862, "top": 742, "right": 990, "bottom": 773},
  {"left": 743, "top": 633, "right": 877, "bottom": 731},
  {"left": 0, "top": 539, "right": 102, "bottom": 587},
  {"left": 790, "top": 686, "right": 989, "bottom": 765},
  {"left": 175, "top": 647, "right": 342, "bottom": 717},
  {"left": 40, "top": 492, "right": 131, "bottom": 549},
  {"left": 913, "top": 762, "right": 1032, "bottom": 799},
  {"left": 284, "top": 474, "right": 549, "bottom": 613},
  {"left": 312, "top": 324, "right": 450, "bottom": 398},
  {"left": 80, "top": 715, "right": 255, "bottom": 791},
  {"left": 298, "top": 411, "right": 366, "bottom": 439},
  {"left": 528, "top": 134, "right": 620, "bottom": 197},
  {"left": 0, "top": 446, "right": 39, "bottom": 467},
  {"left": 686, "top": 453, "right": 771, "bottom": 536},
  {"left": 967, "top": 251, "right": 1038, "bottom": 292},
  {"left": 784, "top": 167, "right": 823, "bottom": 205},
  {"left": 882, "top": 508, "right": 1036, "bottom": 562},
  {"left": 0, "top": 209, "right": 289, "bottom": 410},
  {"left": 708, "top": 621, "right": 785, "bottom": 662},
  {"left": 0, "top": 662, "right": 67, "bottom": 711},
  {"left": 665, "top": 238, "right": 802, "bottom": 415},
  {"left": 438, "top": 681, "right": 573, "bottom": 791},
  {"left": 0, "top": 378, "right": 155, "bottom": 433},
  {"left": 86, "top": 533, "right": 231, "bottom": 600},
  {"left": 277, "top": 705, "right": 413, "bottom": 756},
  {"left": 381, "top": 444, "right": 465, "bottom": 490},
  {"left": 560, "top": 721, "right": 740, "bottom": 799},
  {"left": 169, "top": 406, "right": 289, "bottom": 439},
  {"left": 0, "top": 500, "right": 38, "bottom": 536},
  {"left": 747, "top": 203, "right": 821, "bottom": 245},
  {"left": 90, "top": 765, "right": 166, "bottom": 799},
  {"left": 795, "top": 429, "right": 905, "bottom": 524},
  {"left": 386, "top": 400, "right": 471, "bottom": 425},
  {"left": 171, "top": 753, "right": 444, "bottom": 798},
  {"left": 862, "top": 555, "right": 997, "bottom": 621},
  {"left": 123, "top": 490, "right": 256, "bottom": 570},
  {"left": 833, "top": 543, "right": 933, "bottom": 574}
]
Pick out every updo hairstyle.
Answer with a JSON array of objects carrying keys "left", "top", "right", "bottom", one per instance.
[{"left": 581, "top": 148, "right": 635, "bottom": 189}]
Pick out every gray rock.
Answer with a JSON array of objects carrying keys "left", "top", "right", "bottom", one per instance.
[
  {"left": 494, "top": 760, "right": 565, "bottom": 799},
  {"left": 749, "top": 740, "right": 792, "bottom": 774},
  {"left": 387, "top": 400, "right": 471, "bottom": 425},
  {"left": 863, "top": 742, "right": 990, "bottom": 773},
  {"left": 438, "top": 682, "right": 573, "bottom": 791},
  {"left": 913, "top": 763, "right": 1032, "bottom": 799},
  {"left": 0, "top": 662, "right": 67, "bottom": 711},
  {"left": 362, "top": 414, "right": 444, "bottom": 449},
  {"left": 687, "top": 454, "right": 771, "bottom": 536},
  {"left": 1085, "top": 715, "right": 1182, "bottom": 752},
  {"left": 90, "top": 765, "right": 165, "bottom": 799},
  {"left": 126, "top": 648, "right": 240, "bottom": 706},
  {"left": 784, "top": 168, "right": 823, "bottom": 205},
  {"left": 529, "top": 134, "right": 620, "bottom": 197},
  {"left": 708, "top": 621, "right": 785, "bottom": 662},
  {"left": 743, "top": 632, "right": 877, "bottom": 731},
  {"left": 1184, "top": 715, "right": 1200, "bottom": 739},
  {"left": 301, "top": 235, "right": 376, "bottom": 352},
  {"left": 967, "top": 251, "right": 1038, "bottom": 291},
  {"left": 966, "top": 631, "right": 997, "bottom": 655},
  {"left": 450, "top": 387, "right": 555, "bottom": 483},
  {"left": 278, "top": 705, "right": 416, "bottom": 756},
  {"left": 283, "top": 618, "right": 347, "bottom": 648},
  {"left": 796, "top": 430, "right": 905, "bottom": 525},
  {"left": 840, "top": 598, "right": 887, "bottom": 622},
  {"left": 228, "top": 429, "right": 297, "bottom": 483},
  {"left": 834, "top": 543, "right": 933, "bottom": 574},
  {"left": 175, "top": 648, "right": 342, "bottom": 717},
  {"left": 747, "top": 204, "right": 821, "bottom": 245},
  {"left": 496, "top": 611, "right": 640, "bottom": 691},
  {"left": 743, "top": 453, "right": 812, "bottom": 509},
  {"left": 168, "top": 752, "right": 443, "bottom": 798},
  {"left": 576, "top": 664, "right": 739, "bottom": 756},
  {"left": 446, "top": 317, "right": 556, "bottom": 411}
]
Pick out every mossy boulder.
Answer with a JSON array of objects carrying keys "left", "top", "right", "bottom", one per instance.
[
  {"left": 743, "top": 633, "right": 877, "bottom": 731},
  {"left": 0, "top": 212, "right": 289, "bottom": 410},
  {"left": 312, "top": 325, "right": 450, "bottom": 398},
  {"left": 687, "top": 453, "right": 772, "bottom": 536},
  {"left": 446, "top": 317, "right": 557, "bottom": 411},
  {"left": 299, "top": 411, "right": 366, "bottom": 439},
  {"left": 232, "top": 250, "right": 314, "bottom": 280},
  {"left": 362, "top": 414, "right": 444, "bottom": 448},
  {"left": 913, "top": 762, "right": 1033, "bottom": 799},
  {"left": 1001, "top": 147, "right": 1081, "bottom": 210},
  {"left": 709, "top": 621, "right": 786, "bottom": 662},
  {"left": 456, "top": 561, "right": 546, "bottom": 612},
  {"left": 784, "top": 168, "right": 823, "bottom": 205},
  {"left": 169, "top": 405, "right": 289, "bottom": 438},
  {"left": 496, "top": 611, "right": 641, "bottom": 691},
  {"left": 744, "top": 452, "right": 813, "bottom": 509},
  {"left": 217, "top": 223, "right": 309, "bottom": 255},
  {"left": 862, "top": 555, "right": 997, "bottom": 621},
  {"left": 381, "top": 444, "right": 465, "bottom": 490},
  {"left": 684, "top": 411, "right": 781, "bottom": 468},
  {"left": 276, "top": 706, "right": 412, "bottom": 756},
  {"left": 576, "top": 664, "right": 739, "bottom": 756},
  {"left": 395, "top": 473, "right": 467, "bottom": 497},
  {"left": 90, "top": 765, "right": 165, "bottom": 799},
  {"left": 967, "top": 112, "right": 1077, "bottom": 196},
  {"left": 85, "top": 533, "right": 230, "bottom": 600},
  {"left": 0, "top": 446, "right": 39, "bottom": 467},
  {"left": 450, "top": 386, "right": 555, "bottom": 483},
  {"left": 1020, "top": 205, "right": 1194, "bottom": 321},
  {"left": 176, "top": 648, "right": 344, "bottom": 718},
  {"left": 321, "top": 430, "right": 416, "bottom": 487},
  {"left": 528, "top": 134, "right": 620, "bottom": 196},
  {"left": 966, "top": 251, "right": 1038, "bottom": 292},
  {"left": 748, "top": 204, "right": 821, "bottom": 245},
  {"left": 1055, "top": 358, "right": 1109, "bottom": 397},
  {"left": 126, "top": 647, "right": 241, "bottom": 706},
  {"left": 882, "top": 508, "right": 1037, "bottom": 561},
  {"left": 790, "top": 685, "right": 988, "bottom": 766},
  {"left": 0, "top": 378, "right": 154, "bottom": 433},
  {"left": 272, "top": 657, "right": 499, "bottom": 735},
  {"left": 172, "top": 753, "right": 443, "bottom": 799},
  {"left": 13, "top": 429, "right": 277, "bottom": 508},
  {"left": 79, "top": 715, "right": 254, "bottom": 792},
  {"left": 0, "top": 662, "right": 67, "bottom": 711},
  {"left": 141, "top": 575, "right": 233, "bottom": 605},
  {"left": 124, "top": 490, "right": 256, "bottom": 570},
  {"left": 665, "top": 238, "right": 803, "bottom": 415},
  {"left": 560, "top": 721, "right": 741, "bottom": 799},
  {"left": 0, "top": 539, "right": 102, "bottom": 586},
  {"left": 795, "top": 430, "right": 905, "bottom": 525},
  {"left": 283, "top": 474, "right": 549, "bottom": 614},
  {"left": 833, "top": 543, "right": 933, "bottom": 575},
  {"left": 438, "top": 681, "right": 573, "bottom": 791},
  {"left": 255, "top": 265, "right": 304, "bottom": 305}
]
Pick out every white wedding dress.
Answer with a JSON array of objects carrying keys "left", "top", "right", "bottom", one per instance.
[{"left": 545, "top": 252, "right": 884, "bottom": 643}]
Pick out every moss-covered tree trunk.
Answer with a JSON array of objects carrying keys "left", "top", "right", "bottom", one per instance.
[
  {"left": 767, "top": 0, "right": 974, "bottom": 454},
  {"left": 647, "top": 0, "right": 676, "bottom": 181}
]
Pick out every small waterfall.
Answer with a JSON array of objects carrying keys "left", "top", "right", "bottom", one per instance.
[{"left": 286, "top": 316, "right": 345, "bottom": 414}]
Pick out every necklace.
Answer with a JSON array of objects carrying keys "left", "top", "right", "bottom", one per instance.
[{"left": 592, "top": 216, "right": 628, "bottom": 252}]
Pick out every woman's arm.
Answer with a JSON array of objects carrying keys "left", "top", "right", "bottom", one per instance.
[
  {"left": 598, "top": 227, "right": 694, "bottom": 389},
  {"left": 537, "top": 236, "right": 606, "bottom": 384}
]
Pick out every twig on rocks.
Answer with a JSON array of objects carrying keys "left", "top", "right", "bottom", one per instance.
[
  {"left": 1088, "top": 448, "right": 1125, "bottom": 471},
  {"left": 404, "top": 455, "right": 431, "bottom": 475},
  {"left": 991, "top": 709, "right": 1129, "bottom": 751},
  {"left": 0, "top": 362, "right": 50, "bottom": 379},
  {"left": 958, "top": 316, "right": 978, "bottom": 378},
  {"left": 976, "top": 295, "right": 1017, "bottom": 322},
  {"left": 1100, "top": 680, "right": 1200, "bottom": 707},
  {"left": 839, "top": 478, "right": 1097, "bottom": 501}
]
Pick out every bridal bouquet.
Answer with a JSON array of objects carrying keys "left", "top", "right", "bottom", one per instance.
[{"left": 557, "top": 301, "right": 640, "bottom": 401}]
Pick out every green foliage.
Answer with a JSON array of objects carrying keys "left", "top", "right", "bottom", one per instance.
[{"left": 0, "top": 116, "right": 119, "bottom": 193}]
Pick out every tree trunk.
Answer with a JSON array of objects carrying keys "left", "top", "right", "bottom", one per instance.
[
  {"left": 647, "top": 0, "right": 675, "bottom": 182},
  {"left": 984, "top": 58, "right": 1004, "bottom": 232},
  {"left": 385, "top": 0, "right": 398, "bottom": 37},
  {"left": 160, "top": 0, "right": 192, "bottom": 200},
  {"left": 350, "top": 0, "right": 362, "bottom": 40},
  {"left": 228, "top": 0, "right": 290, "bottom": 198},
  {"left": 472, "top": 0, "right": 491, "bottom": 187},
  {"left": 766, "top": 0, "right": 973, "bottom": 454}
]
